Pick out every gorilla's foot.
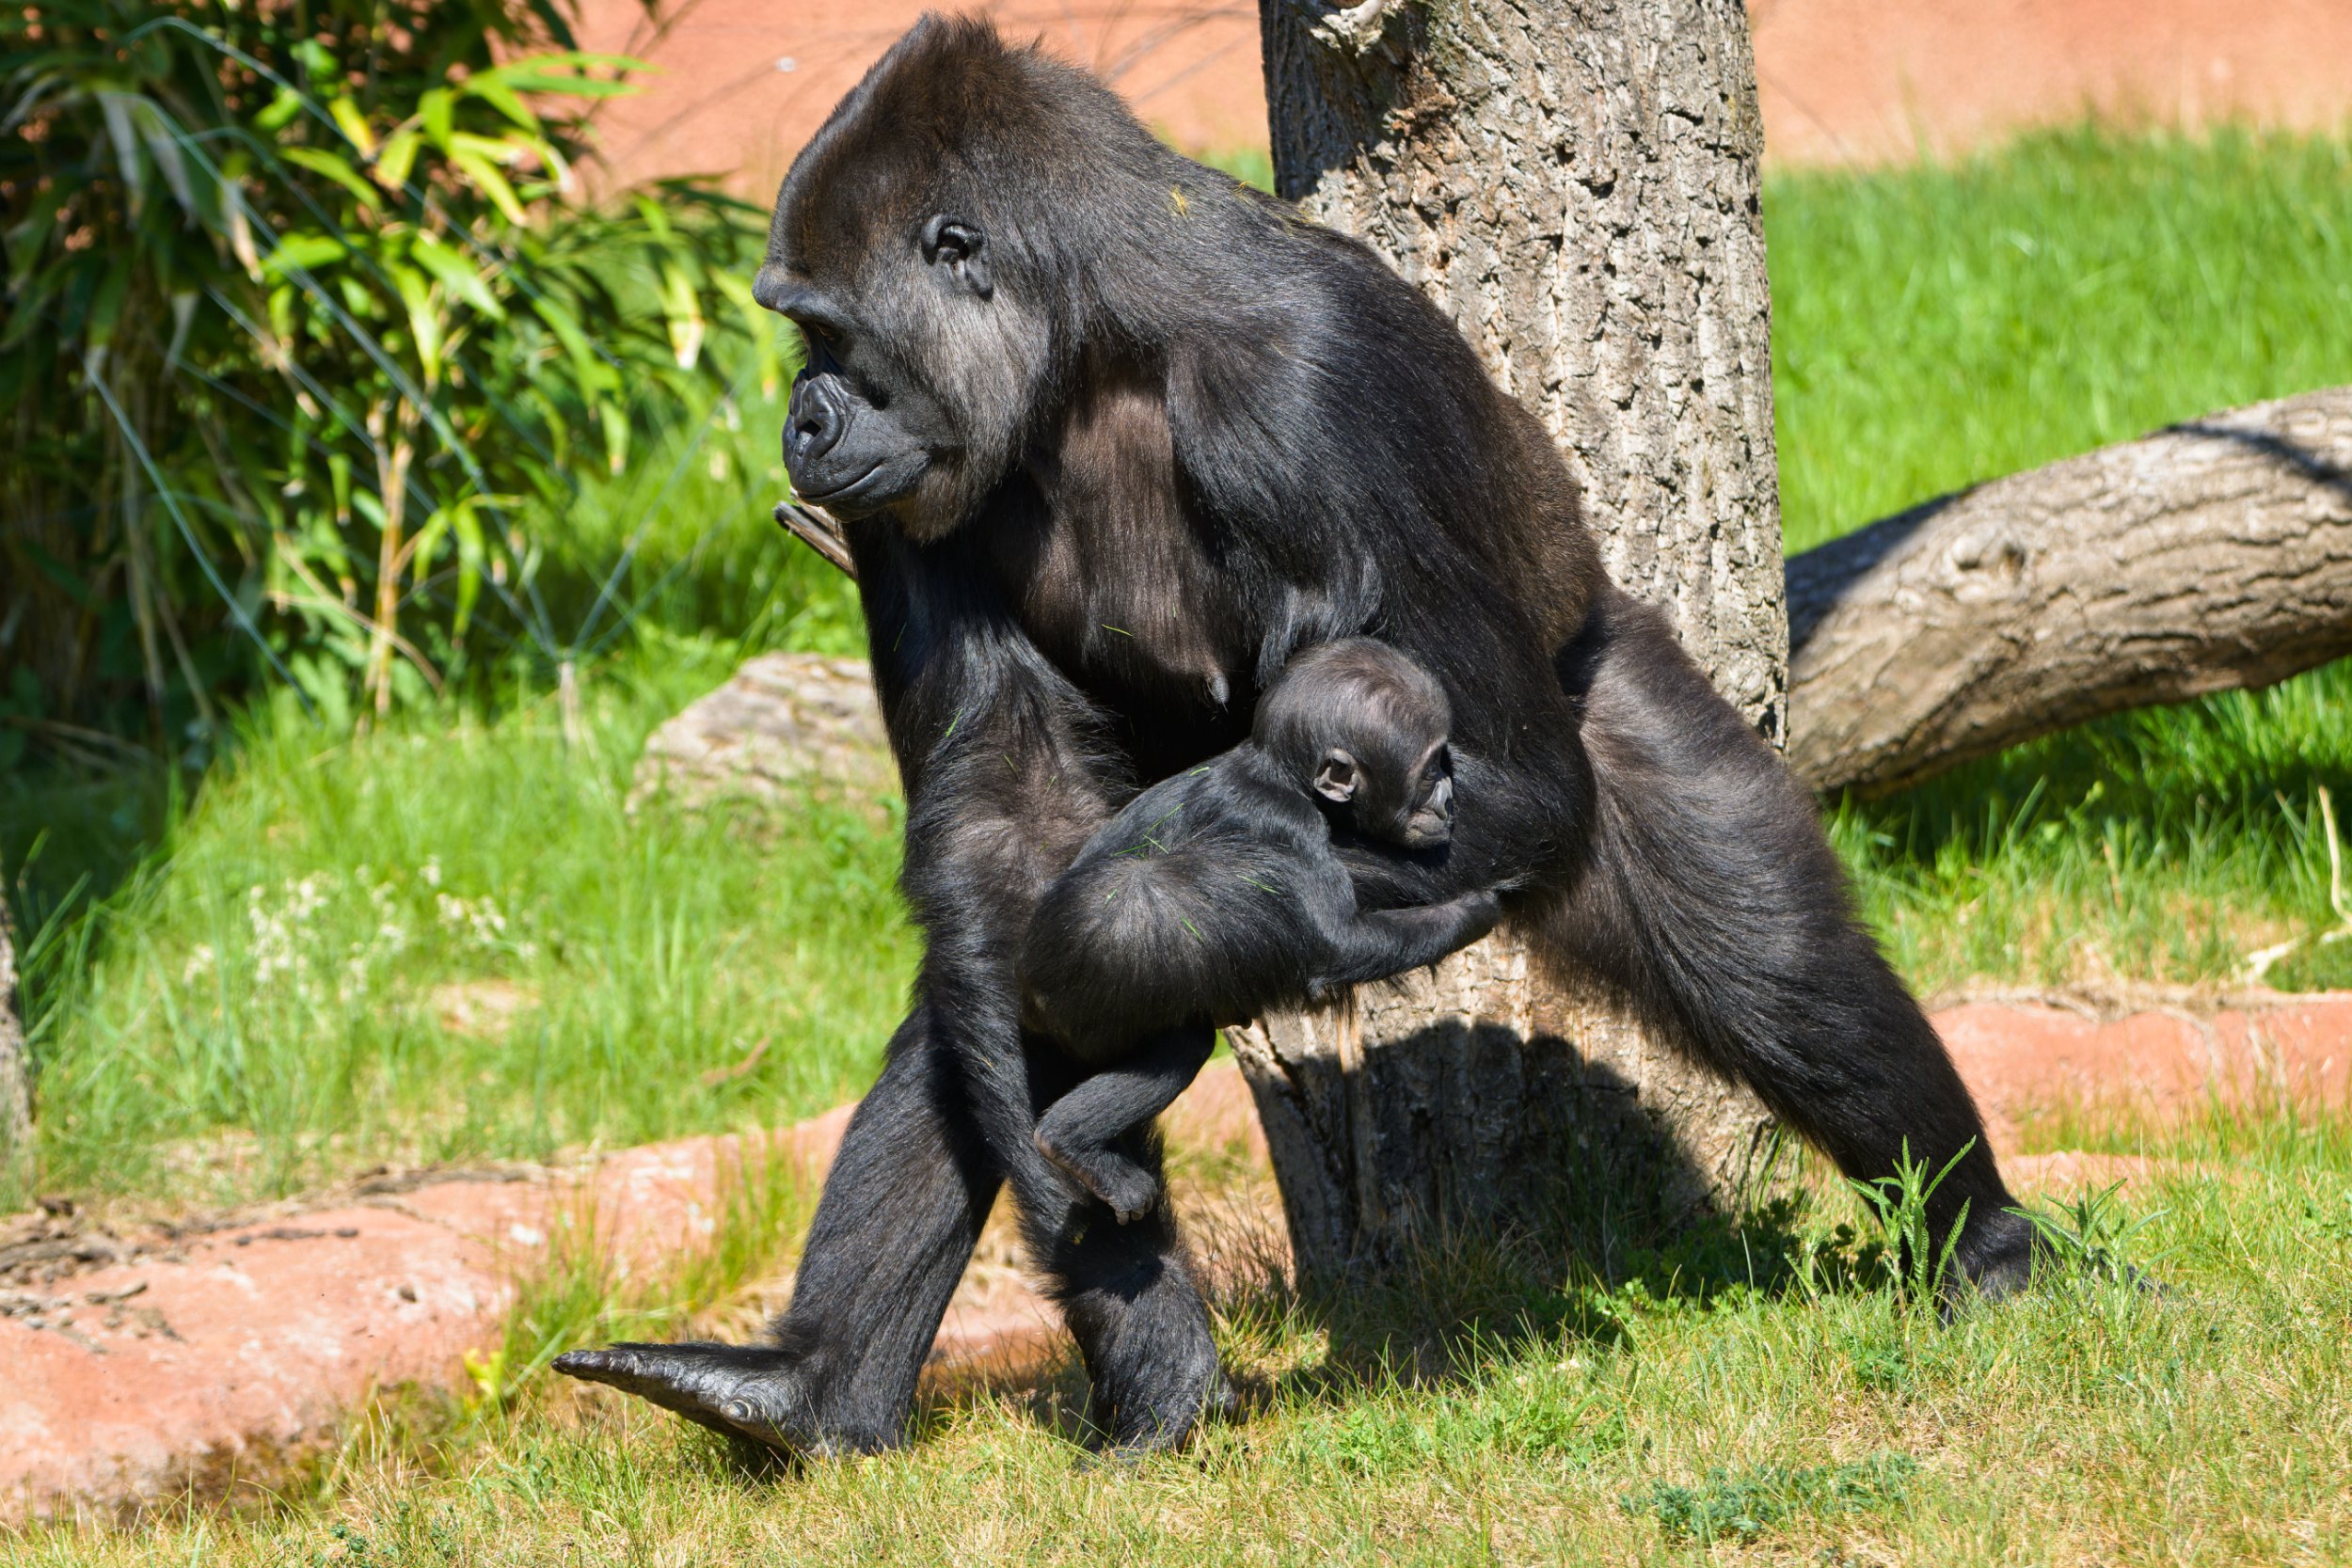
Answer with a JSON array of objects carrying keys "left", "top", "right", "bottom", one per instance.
[
  {"left": 1034, "top": 1131, "right": 1161, "bottom": 1225},
  {"left": 1939, "top": 1205, "right": 2040, "bottom": 1310},
  {"left": 1092, "top": 1367, "right": 1237, "bottom": 1459},
  {"left": 553, "top": 1340, "right": 842, "bottom": 1453}
]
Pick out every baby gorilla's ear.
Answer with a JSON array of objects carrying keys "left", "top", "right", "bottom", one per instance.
[{"left": 1313, "top": 749, "right": 1359, "bottom": 804}]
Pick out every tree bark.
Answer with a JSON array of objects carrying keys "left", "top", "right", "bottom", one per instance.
[
  {"left": 0, "top": 899, "right": 29, "bottom": 1177},
  {"left": 1788, "top": 385, "right": 2352, "bottom": 798},
  {"left": 1243, "top": 0, "right": 1784, "bottom": 1287}
]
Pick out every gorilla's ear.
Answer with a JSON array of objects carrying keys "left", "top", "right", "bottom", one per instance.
[
  {"left": 920, "top": 214, "right": 993, "bottom": 299},
  {"left": 1313, "top": 749, "right": 1359, "bottom": 805}
]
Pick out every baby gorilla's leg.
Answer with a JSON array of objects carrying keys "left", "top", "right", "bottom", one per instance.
[{"left": 1034, "top": 1026, "right": 1216, "bottom": 1223}]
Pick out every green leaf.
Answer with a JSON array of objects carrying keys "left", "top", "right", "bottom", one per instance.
[
  {"left": 447, "top": 131, "right": 524, "bottom": 164},
  {"left": 631, "top": 194, "right": 676, "bottom": 243},
  {"left": 86, "top": 256, "right": 134, "bottom": 347},
  {"left": 450, "top": 499, "right": 485, "bottom": 636},
  {"left": 279, "top": 146, "right": 380, "bottom": 212},
  {"left": 530, "top": 293, "right": 592, "bottom": 362},
  {"left": 598, "top": 401, "right": 628, "bottom": 476},
  {"left": 496, "top": 65, "right": 640, "bottom": 100},
  {"left": 328, "top": 96, "right": 376, "bottom": 157},
  {"left": 375, "top": 129, "right": 422, "bottom": 191},
  {"left": 254, "top": 86, "right": 305, "bottom": 132},
  {"left": 410, "top": 233, "right": 504, "bottom": 319},
  {"left": 389, "top": 262, "right": 443, "bottom": 379},
  {"left": 98, "top": 93, "right": 147, "bottom": 211},
  {"left": 262, "top": 234, "right": 349, "bottom": 277},
  {"left": 421, "top": 87, "right": 454, "bottom": 149},
  {"left": 294, "top": 40, "right": 338, "bottom": 84},
  {"left": 447, "top": 150, "right": 527, "bottom": 224},
  {"left": 712, "top": 271, "right": 781, "bottom": 398},
  {"left": 658, "top": 261, "right": 705, "bottom": 370},
  {"left": 462, "top": 73, "right": 540, "bottom": 134},
  {"left": 114, "top": 92, "right": 199, "bottom": 217}
]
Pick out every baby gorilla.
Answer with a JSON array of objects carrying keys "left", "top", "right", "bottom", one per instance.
[{"left": 1022, "top": 639, "right": 1504, "bottom": 1221}]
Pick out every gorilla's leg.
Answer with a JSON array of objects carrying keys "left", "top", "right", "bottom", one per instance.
[
  {"left": 1033, "top": 1025, "right": 1216, "bottom": 1223},
  {"left": 556, "top": 1009, "right": 998, "bottom": 1451},
  {"left": 1025, "top": 1118, "right": 1222, "bottom": 1452},
  {"left": 1544, "top": 591, "right": 2037, "bottom": 1301}
]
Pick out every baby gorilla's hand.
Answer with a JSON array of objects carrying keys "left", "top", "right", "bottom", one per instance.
[{"left": 1450, "top": 888, "right": 1504, "bottom": 943}]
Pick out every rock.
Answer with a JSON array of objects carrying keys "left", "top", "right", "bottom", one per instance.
[{"left": 631, "top": 653, "right": 894, "bottom": 810}]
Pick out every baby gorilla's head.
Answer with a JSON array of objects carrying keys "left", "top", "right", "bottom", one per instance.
[{"left": 1253, "top": 639, "right": 1456, "bottom": 848}]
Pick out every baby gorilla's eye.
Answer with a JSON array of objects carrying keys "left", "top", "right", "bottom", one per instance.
[{"left": 1419, "top": 747, "right": 1454, "bottom": 800}]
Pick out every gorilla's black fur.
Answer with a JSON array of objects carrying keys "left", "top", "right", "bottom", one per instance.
[
  {"left": 1024, "top": 638, "right": 1502, "bottom": 1224},
  {"left": 556, "top": 14, "right": 2033, "bottom": 1456}
]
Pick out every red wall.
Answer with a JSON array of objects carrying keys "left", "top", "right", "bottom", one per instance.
[{"left": 568, "top": 0, "right": 2352, "bottom": 192}]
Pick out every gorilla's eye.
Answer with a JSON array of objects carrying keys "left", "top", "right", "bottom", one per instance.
[{"left": 919, "top": 214, "right": 993, "bottom": 300}]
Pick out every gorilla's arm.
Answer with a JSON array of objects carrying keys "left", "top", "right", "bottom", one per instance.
[
  {"left": 559, "top": 519, "right": 1156, "bottom": 1450},
  {"left": 1312, "top": 890, "right": 1506, "bottom": 997},
  {"left": 857, "top": 521, "right": 1121, "bottom": 1189}
]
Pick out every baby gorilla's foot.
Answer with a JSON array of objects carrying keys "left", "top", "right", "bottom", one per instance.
[{"left": 1034, "top": 1129, "right": 1162, "bottom": 1224}]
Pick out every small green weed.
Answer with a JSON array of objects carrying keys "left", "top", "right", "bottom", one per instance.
[
  {"left": 2022, "top": 1180, "right": 2171, "bottom": 1291},
  {"left": 1841, "top": 1140, "right": 1975, "bottom": 1305},
  {"left": 1621, "top": 1451, "right": 1923, "bottom": 1544}
]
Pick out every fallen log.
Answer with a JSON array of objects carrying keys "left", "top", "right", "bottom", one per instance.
[{"left": 1788, "top": 386, "right": 2352, "bottom": 796}]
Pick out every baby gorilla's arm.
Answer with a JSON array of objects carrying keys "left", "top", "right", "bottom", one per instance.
[
  {"left": 1032, "top": 1025, "right": 1216, "bottom": 1223},
  {"left": 1311, "top": 889, "right": 1504, "bottom": 998}
]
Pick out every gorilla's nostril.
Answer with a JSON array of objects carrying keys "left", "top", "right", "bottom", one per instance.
[{"left": 786, "top": 380, "right": 850, "bottom": 467}]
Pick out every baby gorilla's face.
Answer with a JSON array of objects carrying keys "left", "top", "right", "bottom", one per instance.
[{"left": 1313, "top": 733, "right": 1457, "bottom": 849}]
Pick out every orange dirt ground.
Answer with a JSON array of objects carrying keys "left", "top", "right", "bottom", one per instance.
[
  {"left": 565, "top": 0, "right": 2352, "bottom": 195},
  {"left": 8, "top": 992, "right": 2351, "bottom": 1520}
]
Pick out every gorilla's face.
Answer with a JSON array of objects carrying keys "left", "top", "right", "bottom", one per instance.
[
  {"left": 1317, "top": 735, "right": 1457, "bottom": 850},
  {"left": 756, "top": 203, "right": 1043, "bottom": 543}
]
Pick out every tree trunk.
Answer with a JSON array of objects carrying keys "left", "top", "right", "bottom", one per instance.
[
  {"left": 1789, "top": 386, "right": 2352, "bottom": 798},
  {"left": 1243, "top": 0, "right": 1784, "bottom": 1287},
  {"left": 0, "top": 899, "right": 29, "bottom": 1178}
]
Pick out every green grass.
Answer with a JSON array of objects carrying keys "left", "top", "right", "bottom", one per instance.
[
  {"left": 11, "top": 632, "right": 913, "bottom": 1206},
  {"left": 12, "top": 1113, "right": 2352, "bottom": 1565},
  {"left": 1833, "top": 669, "right": 2352, "bottom": 995},
  {"left": 1770, "top": 125, "right": 2352, "bottom": 552}
]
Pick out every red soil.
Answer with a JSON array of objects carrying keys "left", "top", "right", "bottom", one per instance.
[
  {"left": 7, "top": 992, "right": 2349, "bottom": 1519},
  {"left": 564, "top": 0, "right": 2352, "bottom": 196}
]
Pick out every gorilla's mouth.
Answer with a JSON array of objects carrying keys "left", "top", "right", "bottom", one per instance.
[{"left": 797, "top": 460, "right": 887, "bottom": 505}]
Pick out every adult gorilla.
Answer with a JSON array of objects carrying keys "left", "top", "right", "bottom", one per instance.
[{"left": 557, "top": 14, "right": 2034, "bottom": 1452}]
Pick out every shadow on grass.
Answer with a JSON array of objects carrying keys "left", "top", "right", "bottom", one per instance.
[
  {"left": 0, "top": 753, "right": 180, "bottom": 942},
  {"left": 903, "top": 1101, "right": 1886, "bottom": 1452}
]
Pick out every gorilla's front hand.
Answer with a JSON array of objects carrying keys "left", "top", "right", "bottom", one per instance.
[{"left": 553, "top": 1341, "right": 832, "bottom": 1453}]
